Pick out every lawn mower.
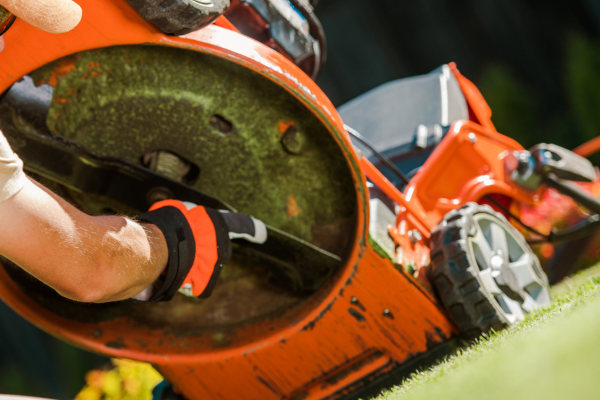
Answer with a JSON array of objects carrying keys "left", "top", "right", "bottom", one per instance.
[{"left": 0, "top": 1, "right": 599, "bottom": 399}]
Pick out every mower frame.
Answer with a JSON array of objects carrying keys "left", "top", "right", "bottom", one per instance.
[{"left": 0, "top": 1, "right": 458, "bottom": 399}]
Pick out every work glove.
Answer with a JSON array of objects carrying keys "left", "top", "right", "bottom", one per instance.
[{"left": 135, "top": 200, "right": 267, "bottom": 302}]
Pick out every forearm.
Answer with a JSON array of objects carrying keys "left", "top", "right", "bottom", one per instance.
[
  {"left": 0, "top": 177, "right": 168, "bottom": 303},
  {"left": 0, "top": 1, "right": 165, "bottom": 302}
]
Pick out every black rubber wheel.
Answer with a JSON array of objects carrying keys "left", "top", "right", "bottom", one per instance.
[
  {"left": 428, "top": 203, "right": 551, "bottom": 339},
  {"left": 125, "top": 0, "right": 230, "bottom": 35}
]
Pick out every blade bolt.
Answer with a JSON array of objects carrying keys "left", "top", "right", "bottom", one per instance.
[
  {"left": 281, "top": 125, "right": 306, "bottom": 155},
  {"left": 147, "top": 187, "right": 174, "bottom": 205}
]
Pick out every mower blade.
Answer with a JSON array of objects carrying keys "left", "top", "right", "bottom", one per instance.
[
  {"left": 0, "top": 77, "right": 234, "bottom": 212},
  {"left": 236, "top": 225, "right": 342, "bottom": 291},
  {"left": 0, "top": 77, "right": 342, "bottom": 287}
]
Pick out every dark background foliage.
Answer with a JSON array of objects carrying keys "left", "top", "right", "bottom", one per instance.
[{"left": 315, "top": 0, "right": 600, "bottom": 157}]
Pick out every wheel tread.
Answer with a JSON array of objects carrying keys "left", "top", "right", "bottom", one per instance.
[
  {"left": 427, "top": 202, "right": 550, "bottom": 340},
  {"left": 125, "top": 0, "right": 230, "bottom": 35}
]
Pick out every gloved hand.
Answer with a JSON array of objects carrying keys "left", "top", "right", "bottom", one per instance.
[{"left": 134, "top": 200, "right": 267, "bottom": 302}]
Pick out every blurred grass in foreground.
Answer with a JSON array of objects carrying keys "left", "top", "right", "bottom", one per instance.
[{"left": 374, "top": 263, "right": 600, "bottom": 400}]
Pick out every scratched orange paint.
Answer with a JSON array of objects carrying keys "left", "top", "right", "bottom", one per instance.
[
  {"left": 42, "top": 58, "right": 78, "bottom": 86},
  {"left": 277, "top": 120, "right": 295, "bottom": 133},
  {"left": 0, "top": 2, "right": 459, "bottom": 399},
  {"left": 286, "top": 196, "right": 301, "bottom": 218}
]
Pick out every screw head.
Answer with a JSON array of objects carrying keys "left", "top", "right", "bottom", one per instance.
[
  {"left": 281, "top": 125, "right": 306, "bottom": 155},
  {"left": 408, "top": 229, "right": 422, "bottom": 244},
  {"left": 468, "top": 133, "right": 477, "bottom": 143}
]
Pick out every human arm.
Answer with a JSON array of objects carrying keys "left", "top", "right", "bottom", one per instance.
[
  {"left": 0, "top": 129, "right": 265, "bottom": 303},
  {"left": 0, "top": 0, "right": 169, "bottom": 303},
  {"left": 0, "top": 0, "right": 170, "bottom": 303},
  {"left": 0, "top": 169, "right": 169, "bottom": 303},
  {"left": 0, "top": 0, "right": 268, "bottom": 303}
]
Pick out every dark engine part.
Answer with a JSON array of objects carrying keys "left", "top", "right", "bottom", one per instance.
[
  {"left": 506, "top": 143, "right": 600, "bottom": 216},
  {"left": 224, "top": 0, "right": 326, "bottom": 80},
  {"left": 530, "top": 143, "right": 596, "bottom": 183},
  {"left": 125, "top": 0, "right": 230, "bottom": 36}
]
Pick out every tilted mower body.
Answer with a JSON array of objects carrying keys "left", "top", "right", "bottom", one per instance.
[{"left": 0, "top": 1, "right": 598, "bottom": 399}]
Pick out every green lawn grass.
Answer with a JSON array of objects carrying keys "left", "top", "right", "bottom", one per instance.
[{"left": 373, "top": 263, "right": 600, "bottom": 400}]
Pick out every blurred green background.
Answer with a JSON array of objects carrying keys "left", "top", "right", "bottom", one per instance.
[
  {"left": 0, "top": 301, "right": 107, "bottom": 398},
  {"left": 2, "top": 0, "right": 600, "bottom": 398}
]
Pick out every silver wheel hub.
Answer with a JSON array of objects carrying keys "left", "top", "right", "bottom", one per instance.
[{"left": 470, "top": 213, "right": 551, "bottom": 324}]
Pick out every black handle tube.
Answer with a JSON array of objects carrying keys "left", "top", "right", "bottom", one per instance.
[
  {"left": 547, "top": 215, "right": 600, "bottom": 244},
  {"left": 542, "top": 173, "right": 600, "bottom": 215},
  {"left": 345, "top": 124, "right": 411, "bottom": 186}
]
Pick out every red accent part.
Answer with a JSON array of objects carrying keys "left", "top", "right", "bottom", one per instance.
[
  {"left": 150, "top": 200, "right": 218, "bottom": 297},
  {"left": 478, "top": 193, "right": 513, "bottom": 219},
  {"left": 573, "top": 136, "right": 600, "bottom": 158},
  {"left": 213, "top": 16, "right": 240, "bottom": 33},
  {"left": 448, "top": 62, "right": 496, "bottom": 132},
  {"left": 225, "top": 0, "right": 270, "bottom": 42}
]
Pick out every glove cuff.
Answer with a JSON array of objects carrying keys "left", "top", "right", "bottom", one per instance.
[
  {"left": 136, "top": 206, "right": 196, "bottom": 302},
  {"left": 136, "top": 201, "right": 232, "bottom": 302}
]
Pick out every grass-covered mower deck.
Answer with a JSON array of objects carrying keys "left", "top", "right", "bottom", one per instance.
[{"left": 0, "top": 1, "right": 598, "bottom": 399}]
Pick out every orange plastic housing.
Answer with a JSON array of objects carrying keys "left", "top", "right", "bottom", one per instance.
[
  {"left": 0, "top": 1, "right": 458, "bottom": 399},
  {"left": 359, "top": 67, "right": 542, "bottom": 281},
  {"left": 0, "top": 1, "right": 547, "bottom": 398}
]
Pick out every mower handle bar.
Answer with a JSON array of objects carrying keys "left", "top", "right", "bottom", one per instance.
[
  {"left": 543, "top": 173, "right": 600, "bottom": 216},
  {"left": 525, "top": 173, "right": 600, "bottom": 245}
]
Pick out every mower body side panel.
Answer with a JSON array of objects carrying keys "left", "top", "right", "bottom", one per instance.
[
  {"left": 0, "top": 1, "right": 457, "bottom": 399},
  {"left": 0, "top": 244, "right": 456, "bottom": 399}
]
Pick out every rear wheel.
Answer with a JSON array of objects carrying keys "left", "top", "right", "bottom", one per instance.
[
  {"left": 428, "top": 203, "right": 551, "bottom": 339},
  {"left": 125, "top": 0, "right": 230, "bottom": 35}
]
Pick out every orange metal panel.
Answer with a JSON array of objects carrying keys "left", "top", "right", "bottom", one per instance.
[
  {"left": 574, "top": 136, "right": 600, "bottom": 158},
  {"left": 448, "top": 62, "right": 496, "bottom": 132},
  {"left": 408, "top": 120, "right": 540, "bottom": 225},
  {"left": 0, "top": 1, "right": 458, "bottom": 399},
  {"left": 0, "top": 246, "right": 456, "bottom": 399}
]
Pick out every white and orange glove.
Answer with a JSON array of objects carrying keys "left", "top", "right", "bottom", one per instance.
[{"left": 135, "top": 200, "right": 267, "bottom": 302}]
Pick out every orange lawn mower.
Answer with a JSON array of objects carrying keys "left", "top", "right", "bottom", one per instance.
[{"left": 1, "top": 1, "right": 600, "bottom": 400}]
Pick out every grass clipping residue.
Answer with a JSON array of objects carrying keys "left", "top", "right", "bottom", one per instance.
[{"left": 31, "top": 46, "right": 357, "bottom": 244}]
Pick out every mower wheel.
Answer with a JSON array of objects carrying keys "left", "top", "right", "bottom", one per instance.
[
  {"left": 428, "top": 203, "right": 551, "bottom": 339},
  {"left": 125, "top": 0, "right": 230, "bottom": 35}
]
